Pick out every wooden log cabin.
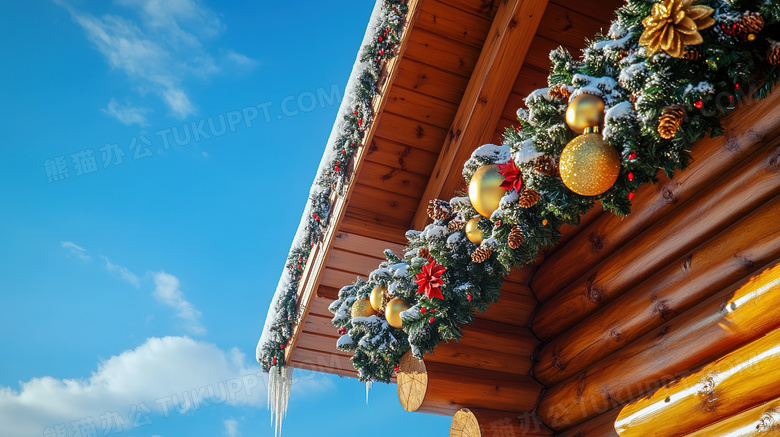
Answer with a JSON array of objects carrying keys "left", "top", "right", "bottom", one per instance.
[{"left": 258, "top": 0, "right": 780, "bottom": 435}]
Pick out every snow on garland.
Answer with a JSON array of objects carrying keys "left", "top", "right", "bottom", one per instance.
[{"left": 329, "top": 0, "right": 780, "bottom": 383}]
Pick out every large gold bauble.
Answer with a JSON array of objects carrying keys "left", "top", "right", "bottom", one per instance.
[
  {"left": 566, "top": 94, "right": 605, "bottom": 133},
  {"left": 370, "top": 285, "right": 387, "bottom": 312},
  {"left": 559, "top": 133, "right": 620, "bottom": 196},
  {"left": 385, "top": 298, "right": 410, "bottom": 329},
  {"left": 351, "top": 297, "right": 376, "bottom": 318},
  {"left": 468, "top": 165, "right": 506, "bottom": 218},
  {"left": 464, "top": 216, "right": 484, "bottom": 244}
]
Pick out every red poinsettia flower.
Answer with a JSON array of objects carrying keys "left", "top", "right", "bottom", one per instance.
[
  {"left": 497, "top": 159, "right": 523, "bottom": 193},
  {"left": 415, "top": 258, "right": 447, "bottom": 300}
]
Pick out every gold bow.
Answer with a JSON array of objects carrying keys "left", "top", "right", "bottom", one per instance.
[{"left": 639, "top": 0, "right": 715, "bottom": 58}]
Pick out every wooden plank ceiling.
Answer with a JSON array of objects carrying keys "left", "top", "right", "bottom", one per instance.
[{"left": 286, "top": 0, "right": 621, "bottom": 379}]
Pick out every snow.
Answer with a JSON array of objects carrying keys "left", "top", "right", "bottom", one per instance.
[
  {"left": 337, "top": 334, "right": 355, "bottom": 348},
  {"left": 592, "top": 33, "right": 632, "bottom": 50},
  {"left": 684, "top": 81, "right": 715, "bottom": 96},
  {"left": 570, "top": 74, "right": 621, "bottom": 106},
  {"left": 526, "top": 87, "right": 554, "bottom": 105},
  {"left": 257, "top": 0, "right": 387, "bottom": 361},
  {"left": 603, "top": 101, "right": 635, "bottom": 139},
  {"left": 420, "top": 224, "right": 449, "bottom": 240},
  {"left": 618, "top": 62, "right": 646, "bottom": 86},
  {"left": 514, "top": 139, "right": 544, "bottom": 164}
]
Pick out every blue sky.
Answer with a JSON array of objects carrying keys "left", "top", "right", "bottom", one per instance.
[{"left": 0, "top": 1, "right": 449, "bottom": 436}]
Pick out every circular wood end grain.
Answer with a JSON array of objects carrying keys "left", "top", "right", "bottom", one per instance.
[
  {"left": 397, "top": 351, "right": 427, "bottom": 412},
  {"left": 450, "top": 409, "right": 480, "bottom": 437}
]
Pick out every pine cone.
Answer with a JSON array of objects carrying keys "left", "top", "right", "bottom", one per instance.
[
  {"left": 427, "top": 199, "right": 453, "bottom": 220},
  {"left": 683, "top": 49, "right": 699, "bottom": 60},
  {"left": 548, "top": 84, "right": 571, "bottom": 100},
  {"left": 417, "top": 247, "right": 430, "bottom": 259},
  {"left": 507, "top": 226, "right": 524, "bottom": 249},
  {"left": 534, "top": 155, "right": 559, "bottom": 177},
  {"left": 470, "top": 246, "right": 493, "bottom": 263},
  {"left": 517, "top": 189, "right": 541, "bottom": 208},
  {"left": 448, "top": 218, "right": 465, "bottom": 230},
  {"left": 658, "top": 105, "right": 685, "bottom": 140},
  {"left": 768, "top": 41, "right": 780, "bottom": 66},
  {"left": 737, "top": 12, "right": 764, "bottom": 42}
]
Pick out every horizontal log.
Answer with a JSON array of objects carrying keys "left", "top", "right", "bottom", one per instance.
[
  {"left": 331, "top": 231, "right": 406, "bottom": 257},
  {"left": 533, "top": 139, "right": 780, "bottom": 341},
  {"left": 558, "top": 409, "right": 619, "bottom": 437},
  {"left": 383, "top": 84, "right": 460, "bottom": 130},
  {"left": 532, "top": 89, "right": 780, "bottom": 304},
  {"left": 398, "top": 353, "right": 543, "bottom": 416},
  {"left": 427, "top": 321, "right": 539, "bottom": 375},
  {"left": 365, "top": 136, "right": 440, "bottom": 176},
  {"left": 373, "top": 113, "right": 448, "bottom": 154},
  {"left": 534, "top": 185, "right": 780, "bottom": 386},
  {"left": 537, "top": 257, "right": 780, "bottom": 431},
  {"left": 288, "top": 347, "right": 355, "bottom": 378},
  {"left": 451, "top": 408, "right": 553, "bottom": 437},
  {"left": 683, "top": 396, "right": 780, "bottom": 436},
  {"left": 614, "top": 326, "right": 780, "bottom": 436},
  {"left": 403, "top": 27, "right": 481, "bottom": 78},
  {"left": 536, "top": 2, "right": 609, "bottom": 49}
]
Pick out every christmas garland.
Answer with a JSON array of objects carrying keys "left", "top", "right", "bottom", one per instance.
[
  {"left": 256, "top": 0, "right": 409, "bottom": 372},
  {"left": 329, "top": 0, "right": 780, "bottom": 383}
]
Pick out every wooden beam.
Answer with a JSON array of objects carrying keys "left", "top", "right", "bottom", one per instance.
[
  {"left": 365, "top": 136, "right": 440, "bottom": 176},
  {"left": 411, "top": 0, "right": 551, "bottom": 230},
  {"left": 398, "top": 352, "right": 543, "bottom": 416},
  {"left": 531, "top": 89, "right": 780, "bottom": 304},
  {"left": 392, "top": 58, "right": 471, "bottom": 105},
  {"left": 683, "top": 396, "right": 780, "bottom": 436},
  {"left": 533, "top": 137, "right": 780, "bottom": 342},
  {"left": 416, "top": 0, "right": 492, "bottom": 49},
  {"left": 534, "top": 144, "right": 780, "bottom": 386},
  {"left": 614, "top": 326, "right": 780, "bottom": 436},
  {"left": 537, "top": 254, "right": 780, "bottom": 431}
]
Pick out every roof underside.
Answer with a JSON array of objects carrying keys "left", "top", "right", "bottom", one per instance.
[{"left": 285, "top": 0, "right": 621, "bottom": 377}]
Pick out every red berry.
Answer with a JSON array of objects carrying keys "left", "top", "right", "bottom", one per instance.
[
  {"left": 628, "top": 172, "right": 634, "bottom": 182},
  {"left": 353, "top": 110, "right": 358, "bottom": 115},
  {"left": 694, "top": 100, "right": 703, "bottom": 109},
  {"left": 628, "top": 192, "right": 635, "bottom": 201},
  {"left": 420, "top": 307, "right": 426, "bottom": 314},
  {"left": 628, "top": 152, "right": 637, "bottom": 160},
  {"left": 735, "top": 83, "right": 740, "bottom": 89},
  {"left": 429, "top": 317, "right": 435, "bottom": 323},
  {"left": 338, "top": 327, "right": 347, "bottom": 335},
  {"left": 358, "top": 118, "right": 363, "bottom": 125},
  {"left": 394, "top": 365, "right": 399, "bottom": 373},
  {"left": 378, "top": 36, "right": 383, "bottom": 42},
  {"left": 280, "top": 344, "right": 285, "bottom": 349},
  {"left": 467, "top": 294, "right": 472, "bottom": 301},
  {"left": 379, "top": 49, "right": 385, "bottom": 55},
  {"left": 272, "top": 357, "right": 277, "bottom": 364}
]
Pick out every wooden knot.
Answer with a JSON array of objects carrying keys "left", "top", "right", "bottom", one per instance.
[
  {"left": 589, "top": 232, "right": 604, "bottom": 252},
  {"left": 662, "top": 187, "right": 678, "bottom": 204}
]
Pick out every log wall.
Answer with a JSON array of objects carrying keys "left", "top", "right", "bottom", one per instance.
[{"left": 531, "top": 90, "right": 780, "bottom": 435}]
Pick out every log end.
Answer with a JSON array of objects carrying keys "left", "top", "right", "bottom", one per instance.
[
  {"left": 398, "top": 352, "right": 428, "bottom": 412},
  {"left": 450, "top": 409, "right": 480, "bottom": 437}
]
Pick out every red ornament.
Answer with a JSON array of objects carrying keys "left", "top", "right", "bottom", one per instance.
[
  {"left": 420, "top": 307, "right": 427, "bottom": 314},
  {"left": 628, "top": 192, "right": 635, "bottom": 201},
  {"left": 353, "top": 110, "right": 358, "bottom": 115},
  {"left": 334, "top": 164, "right": 341, "bottom": 173},
  {"left": 628, "top": 152, "right": 637, "bottom": 161},
  {"left": 735, "top": 83, "right": 741, "bottom": 89},
  {"left": 358, "top": 118, "right": 363, "bottom": 125},
  {"left": 338, "top": 326, "right": 347, "bottom": 335},
  {"left": 429, "top": 317, "right": 435, "bottom": 324},
  {"left": 378, "top": 36, "right": 383, "bottom": 42},
  {"left": 694, "top": 100, "right": 703, "bottom": 109},
  {"left": 628, "top": 172, "right": 635, "bottom": 182},
  {"left": 280, "top": 344, "right": 285, "bottom": 349},
  {"left": 379, "top": 49, "right": 385, "bottom": 56},
  {"left": 415, "top": 258, "right": 447, "bottom": 300},
  {"left": 394, "top": 365, "right": 399, "bottom": 373},
  {"left": 272, "top": 357, "right": 277, "bottom": 365},
  {"left": 312, "top": 213, "right": 320, "bottom": 222},
  {"left": 467, "top": 294, "right": 472, "bottom": 301},
  {"left": 496, "top": 159, "right": 524, "bottom": 193}
]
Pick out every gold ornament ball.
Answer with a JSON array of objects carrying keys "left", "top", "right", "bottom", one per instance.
[
  {"left": 566, "top": 94, "right": 605, "bottom": 132},
  {"left": 385, "top": 298, "right": 410, "bottom": 329},
  {"left": 468, "top": 164, "right": 506, "bottom": 218},
  {"left": 464, "top": 216, "right": 484, "bottom": 244},
  {"left": 370, "top": 285, "right": 387, "bottom": 312},
  {"left": 351, "top": 297, "right": 376, "bottom": 318},
  {"left": 559, "top": 133, "right": 620, "bottom": 196}
]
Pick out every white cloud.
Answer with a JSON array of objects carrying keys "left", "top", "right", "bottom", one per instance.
[
  {"left": 224, "top": 418, "right": 239, "bottom": 437},
  {"left": 0, "top": 337, "right": 332, "bottom": 437},
  {"left": 61, "top": 241, "right": 91, "bottom": 262},
  {"left": 103, "top": 98, "right": 150, "bottom": 126},
  {"left": 101, "top": 255, "right": 141, "bottom": 288},
  {"left": 0, "top": 337, "right": 262, "bottom": 437},
  {"left": 153, "top": 271, "right": 206, "bottom": 335},
  {"left": 57, "top": 0, "right": 255, "bottom": 119}
]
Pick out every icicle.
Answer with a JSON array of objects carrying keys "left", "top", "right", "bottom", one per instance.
[
  {"left": 268, "top": 365, "right": 293, "bottom": 437},
  {"left": 365, "top": 380, "right": 372, "bottom": 404}
]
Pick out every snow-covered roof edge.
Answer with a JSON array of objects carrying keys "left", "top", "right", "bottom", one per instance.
[{"left": 256, "top": 0, "right": 409, "bottom": 367}]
